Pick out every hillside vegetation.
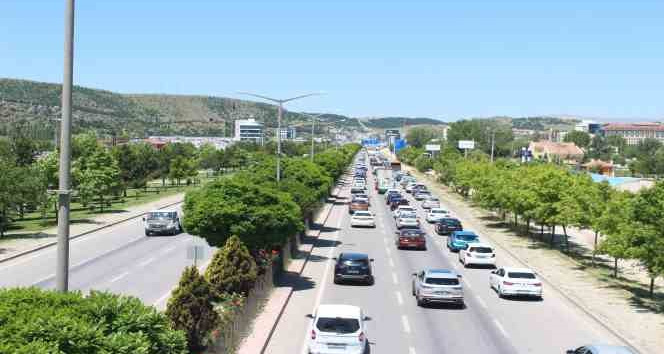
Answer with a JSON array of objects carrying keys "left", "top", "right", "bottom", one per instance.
[{"left": 364, "top": 117, "right": 445, "bottom": 129}]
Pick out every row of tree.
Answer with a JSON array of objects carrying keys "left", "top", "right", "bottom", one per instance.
[{"left": 398, "top": 146, "right": 664, "bottom": 296}]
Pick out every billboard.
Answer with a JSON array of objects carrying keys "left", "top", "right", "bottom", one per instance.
[
  {"left": 458, "top": 140, "right": 475, "bottom": 149},
  {"left": 425, "top": 144, "right": 441, "bottom": 151}
]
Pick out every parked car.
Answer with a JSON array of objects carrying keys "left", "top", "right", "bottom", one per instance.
[
  {"left": 426, "top": 208, "right": 450, "bottom": 223},
  {"left": 351, "top": 211, "right": 376, "bottom": 228},
  {"left": 421, "top": 196, "right": 441, "bottom": 209},
  {"left": 447, "top": 231, "right": 480, "bottom": 252},
  {"left": 411, "top": 269, "right": 464, "bottom": 307},
  {"left": 435, "top": 218, "right": 463, "bottom": 235},
  {"left": 489, "top": 267, "right": 543, "bottom": 299},
  {"left": 395, "top": 228, "right": 426, "bottom": 250},
  {"left": 566, "top": 345, "right": 636, "bottom": 354},
  {"left": 307, "top": 304, "right": 369, "bottom": 354},
  {"left": 459, "top": 243, "right": 496, "bottom": 268},
  {"left": 348, "top": 199, "right": 369, "bottom": 214},
  {"left": 333, "top": 252, "right": 374, "bottom": 285},
  {"left": 143, "top": 210, "right": 182, "bottom": 236}
]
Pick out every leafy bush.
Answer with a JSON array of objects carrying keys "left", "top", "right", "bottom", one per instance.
[
  {"left": 166, "top": 266, "right": 218, "bottom": 353},
  {"left": 0, "top": 288, "right": 187, "bottom": 354},
  {"left": 205, "top": 235, "right": 258, "bottom": 297}
]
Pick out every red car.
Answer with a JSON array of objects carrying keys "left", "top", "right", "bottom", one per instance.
[{"left": 395, "top": 228, "right": 427, "bottom": 250}]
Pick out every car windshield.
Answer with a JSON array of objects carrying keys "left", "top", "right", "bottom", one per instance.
[
  {"left": 425, "top": 278, "right": 460, "bottom": 285},
  {"left": 431, "top": 210, "right": 447, "bottom": 214},
  {"left": 147, "top": 212, "right": 174, "bottom": 220},
  {"left": 401, "top": 230, "right": 423, "bottom": 237},
  {"left": 508, "top": 272, "right": 537, "bottom": 279},
  {"left": 400, "top": 212, "right": 417, "bottom": 219},
  {"left": 342, "top": 258, "right": 368, "bottom": 266},
  {"left": 353, "top": 200, "right": 368, "bottom": 205},
  {"left": 469, "top": 247, "right": 493, "bottom": 253},
  {"left": 444, "top": 219, "right": 461, "bottom": 226},
  {"left": 316, "top": 317, "right": 360, "bottom": 334},
  {"left": 457, "top": 234, "right": 477, "bottom": 241}
]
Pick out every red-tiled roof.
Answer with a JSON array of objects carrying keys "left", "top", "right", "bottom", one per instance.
[
  {"left": 603, "top": 123, "right": 664, "bottom": 131},
  {"left": 529, "top": 141, "right": 584, "bottom": 157}
]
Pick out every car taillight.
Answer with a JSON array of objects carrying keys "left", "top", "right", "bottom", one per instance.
[
  {"left": 503, "top": 281, "right": 514, "bottom": 286},
  {"left": 533, "top": 282, "right": 542, "bottom": 287},
  {"left": 358, "top": 332, "right": 365, "bottom": 342},
  {"left": 311, "top": 329, "right": 317, "bottom": 340}
]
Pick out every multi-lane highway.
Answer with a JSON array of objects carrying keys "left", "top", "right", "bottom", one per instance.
[
  {"left": 0, "top": 205, "right": 214, "bottom": 310},
  {"left": 266, "top": 154, "right": 627, "bottom": 354}
]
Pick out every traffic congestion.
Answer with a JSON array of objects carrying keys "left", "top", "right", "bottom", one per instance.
[{"left": 301, "top": 148, "right": 633, "bottom": 354}]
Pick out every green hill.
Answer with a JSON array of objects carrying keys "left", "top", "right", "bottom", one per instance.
[
  {"left": 364, "top": 117, "right": 445, "bottom": 129},
  {"left": 0, "top": 78, "right": 351, "bottom": 138}
]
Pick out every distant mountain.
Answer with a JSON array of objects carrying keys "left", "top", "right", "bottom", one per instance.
[
  {"left": 363, "top": 117, "right": 446, "bottom": 129},
  {"left": 0, "top": 78, "right": 352, "bottom": 138}
]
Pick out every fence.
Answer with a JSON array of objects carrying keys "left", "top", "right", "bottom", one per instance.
[{"left": 205, "top": 263, "right": 275, "bottom": 354}]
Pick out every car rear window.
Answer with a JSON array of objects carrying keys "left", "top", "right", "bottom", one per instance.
[
  {"left": 469, "top": 247, "right": 493, "bottom": 253},
  {"left": 443, "top": 219, "right": 460, "bottom": 226},
  {"left": 508, "top": 272, "right": 536, "bottom": 279},
  {"left": 425, "top": 278, "right": 459, "bottom": 285},
  {"left": 457, "top": 234, "right": 477, "bottom": 241},
  {"left": 353, "top": 200, "right": 368, "bottom": 205},
  {"left": 354, "top": 212, "right": 371, "bottom": 217},
  {"left": 316, "top": 317, "right": 360, "bottom": 334}
]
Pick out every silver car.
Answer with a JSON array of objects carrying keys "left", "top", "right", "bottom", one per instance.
[{"left": 411, "top": 269, "right": 464, "bottom": 307}]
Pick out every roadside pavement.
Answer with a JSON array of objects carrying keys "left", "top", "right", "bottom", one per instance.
[
  {"left": 405, "top": 165, "right": 663, "bottom": 354},
  {"left": 0, "top": 193, "right": 184, "bottom": 263}
]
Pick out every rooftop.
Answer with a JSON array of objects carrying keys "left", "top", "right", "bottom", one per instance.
[
  {"left": 603, "top": 122, "right": 664, "bottom": 131},
  {"left": 316, "top": 304, "right": 362, "bottom": 319}
]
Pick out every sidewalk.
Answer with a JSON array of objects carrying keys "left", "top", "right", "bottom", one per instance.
[
  {"left": 405, "top": 165, "right": 663, "bottom": 354},
  {"left": 235, "top": 179, "right": 346, "bottom": 354},
  {"left": 0, "top": 193, "right": 185, "bottom": 263}
]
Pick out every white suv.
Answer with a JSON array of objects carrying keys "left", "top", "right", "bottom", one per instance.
[
  {"left": 307, "top": 304, "right": 369, "bottom": 354},
  {"left": 143, "top": 210, "right": 181, "bottom": 236},
  {"left": 459, "top": 243, "right": 496, "bottom": 268}
]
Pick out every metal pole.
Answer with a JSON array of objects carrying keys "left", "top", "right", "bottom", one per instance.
[
  {"left": 277, "top": 102, "right": 282, "bottom": 182},
  {"left": 490, "top": 131, "right": 495, "bottom": 163},
  {"left": 310, "top": 114, "right": 315, "bottom": 162},
  {"left": 56, "top": 0, "right": 75, "bottom": 292}
]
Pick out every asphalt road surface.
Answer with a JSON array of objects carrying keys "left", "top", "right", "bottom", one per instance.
[
  {"left": 0, "top": 204, "right": 214, "bottom": 310},
  {"left": 266, "top": 163, "right": 626, "bottom": 354}
]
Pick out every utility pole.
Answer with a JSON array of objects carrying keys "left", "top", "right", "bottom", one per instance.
[
  {"left": 302, "top": 113, "right": 323, "bottom": 162},
  {"left": 238, "top": 92, "right": 322, "bottom": 182},
  {"left": 490, "top": 130, "right": 496, "bottom": 163},
  {"left": 56, "top": 0, "right": 75, "bottom": 292}
]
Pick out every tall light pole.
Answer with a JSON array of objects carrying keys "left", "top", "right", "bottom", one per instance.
[
  {"left": 301, "top": 113, "right": 324, "bottom": 162},
  {"left": 238, "top": 92, "right": 321, "bottom": 182},
  {"left": 56, "top": 0, "right": 75, "bottom": 292}
]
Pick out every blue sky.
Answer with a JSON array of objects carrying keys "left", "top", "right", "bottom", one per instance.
[{"left": 1, "top": 0, "right": 663, "bottom": 120}]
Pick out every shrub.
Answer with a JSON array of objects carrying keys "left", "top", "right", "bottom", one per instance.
[
  {"left": 165, "top": 266, "right": 218, "bottom": 353},
  {"left": 205, "top": 235, "right": 258, "bottom": 297}
]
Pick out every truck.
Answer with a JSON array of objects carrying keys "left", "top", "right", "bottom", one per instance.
[{"left": 390, "top": 161, "right": 402, "bottom": 172}]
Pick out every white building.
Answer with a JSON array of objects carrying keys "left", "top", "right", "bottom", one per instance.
[
  {"left": 279, "top": 127, "right": 297, "bottom": 140},
  {"left": 234, "top": 119, "right": 263, "bottom": 144}
]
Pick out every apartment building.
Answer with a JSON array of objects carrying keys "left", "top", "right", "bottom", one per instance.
[
  {"left": 602, "top": 123, "right": 664, "bottom": 145},
  {"left": 234, "top": 119, "right": 264, "bottom": 144}
]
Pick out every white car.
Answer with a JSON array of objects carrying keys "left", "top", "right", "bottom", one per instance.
[
  {"left": 425, "top": 208, "right": 450, "bottom": 223},
  {"left": 307, "top": 304, "right": 369, "bottom": 354},
  {"left": 405, "top": 182, "right": 417, "bottom": 193},
  {"left": 459, "top": 243, "right": 496, "bottom": 268},
  {"left": 413, "top": 191, "right": 431, "bottom": 201},
  {"left": 421, "top": 196, "right": 441, "bottom": 209},
  {"left": 396, "top": 214, "right": 420, "bottom": 229},
  {"left": 393, "top": 206, "right": 416, "bottom": 219},
  {"left": 143, "top": 210, "right": 182, "bottom": 236},
  {"left": 490, "top": 267, "right": 543, "bottom": 299},
  {"left": 351, "top": 211, "right": 376, "bottom": 228}
]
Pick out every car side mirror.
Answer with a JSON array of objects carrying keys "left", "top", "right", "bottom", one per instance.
[
  {"left": 305, "top": 314, "right": 314, "bottom": 319},
  {"left": 566, "top": 351, "right": 575, "bottom": 354},
  {"left": 412, "top": 272, "right": 417, "bottom": 276},
  {"left": 142, "top": 217, "right": 146, "bottom": 221},
  {"left": 370, "top": 258, "right": 374, "bottom": 262},
  {"left": 363, "top": 316, "right": 372, "bottom": 321},
  {"left": 457, "top": 274, "right": 463, "bottom": 278},
  {"left": 395, "top": 231, "right": 400, "bottom": 235},
  {"left": 491, "top": 270, "right": 497, "bottom": 274},
  {"left": 332, "top": 257, "right": 337, "bottom": 260}
]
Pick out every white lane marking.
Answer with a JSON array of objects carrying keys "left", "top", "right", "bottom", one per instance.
[
  {"left": 476, "top": 296, "right": 488, "bottom": 309},
  {"left": 138, "top": 257, "right": 156, "bottom": 267},
  {"left": 396, "top": 291, "right": 404, "bottom": 306},
  {"left": 409, "top": 347, "right": 417, "bottom": 354},
  {"left": 493, "top": 319, "right": 509, "bottom": 338},
  {"left": 383, "top": 237, "right": 388, "bottom": 244},
  {"left": 392, "top": 272, "right": 399, "bottom": 285},
  {"left": 463, "top": 278, "right": 472, "bottom": 289},
  {"left": 160, "top": 245, "right": 176, "bottom": 255},
  {"left": 389, "top": 258, "right": 395, "bottom": 268},
  {"left": 109, "top": 271, "right": 129, "bottom": 283},
  {"left": 401, "top": 315, "right": 411, "bottom": 333},
  {"left": 385, "top": 247, "right": 391, "bottom": 256}
]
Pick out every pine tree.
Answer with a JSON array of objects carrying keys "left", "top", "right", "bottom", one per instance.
[
  {"left": 205, "top": 235, "right": 258, "bottom": 297},
  {"left": 165, "top": 266, "right": 218, "bottom": 353}
]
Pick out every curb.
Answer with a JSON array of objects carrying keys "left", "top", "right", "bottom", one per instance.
[
  {"left": 258, "top": 179, "right": 346, "bottom": 354},
  {"left": 0, "top": 197, "right": 184, "bottom": 265},
  {"left": 408, "top": 166, "right": 646, "bottom": 354}
]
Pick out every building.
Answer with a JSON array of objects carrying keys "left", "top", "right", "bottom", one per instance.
[
  {"left": 528, "top": 141, "right": 584, "bottom": 164},
  {"left": 575, "top": 120, "right": 601, "bottom": 134},
  {"left": 279, "top": 127, "right": 297, "bottom": 140},
  {"left": 602, "top": 122, "right": 664, "bottom": 145},
  {"left": 582, "top": 159, "right": 614, "bottom": 176},
  {"left": 385, "top": 129, "right": 400, "bottom": 147},
  {"left": 234, "top": 119, "right": 263, "bottom": 144},
  {"left": 146, "top": 136, "right": 234, "bottom": 150}
]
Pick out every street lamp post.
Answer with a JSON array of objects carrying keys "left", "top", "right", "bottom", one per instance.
[
  {"left": 301, "top": 113, "right": 324, "bottom": 162},
  {"left": 56, "top": 0, "right": 76, "bottom": 292},
  {"left": 238, "top": 92, "right": 321, "bottom": 182}
]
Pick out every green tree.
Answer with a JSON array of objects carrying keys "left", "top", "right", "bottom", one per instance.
[
  {"left": 597, "top": 191, "right": 636, "bottom": 278},
  {"left": 183, "top": 177, "right": 303, "bottom": 250},
  {"left": 168, "top": 156, "right": 197, "bottom": 186},
  {"left": 405, "top": 127, "right": 438, "bottom": 148},
  {"left": 205, "top": 235, "right": 258, "bottom": 297},
  {"left": 165, "top": 266, "right": 218, "bottom": 352},
  {"left": 630, "top": 181, "right": 664, "bottom": 296},
  {"left": 563, "top": 131, "right": 591, "bottom": 149},
  {"left": 73, "top": 149, "right": 121, "bottom": 211}
]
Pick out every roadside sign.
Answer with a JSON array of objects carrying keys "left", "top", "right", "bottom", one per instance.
[
  {"left": 425, "top": 144, "right": 441, "bottom": 151},
  {"left": 458, "top": 140, "right": 475, "bottom": 150}
]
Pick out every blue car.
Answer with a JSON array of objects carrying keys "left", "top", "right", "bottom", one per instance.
[{"left": 447, "top": 231, "right": 480, "bottom": 252}]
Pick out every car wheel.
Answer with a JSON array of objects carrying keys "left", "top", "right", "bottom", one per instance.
[
  {"left": 367, "top": 277, "right": 374, "bottom": 286},
  {"left": 498, "top": 287, "right": 505, "bottom": 299},
  {"left": 145, "top": 230, "right": 150, "bottom": 236},
  {"left": 333, "top": 277, "right": 340, "bottom": 285},
  {"left": 416, "top": 295, "right": 424, "bottom": 307}
]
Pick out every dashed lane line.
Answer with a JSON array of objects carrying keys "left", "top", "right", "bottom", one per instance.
[
  {"left": 396, "top": 291, "right": 404, "bottom": 306},
  {"left": 401, "top": 315, "right": 411, "bottom": 334},
  {"left": 389, "top": 258, "right": 395, "bottom": 268},
  {"left": 493, "top": 319, "right": 510, "bottom": 339},
  {"left": 109, "top": 271, "right": 129, "bottom": 283},
  {"left": 392, "top": 272, "right": 399, "bottom": 285},
  {"left": 409, "top": 347, "right": 417, "bottom": 354},
  {"left": 476, "top": 295, "right": 488, "bottom": 310}
]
